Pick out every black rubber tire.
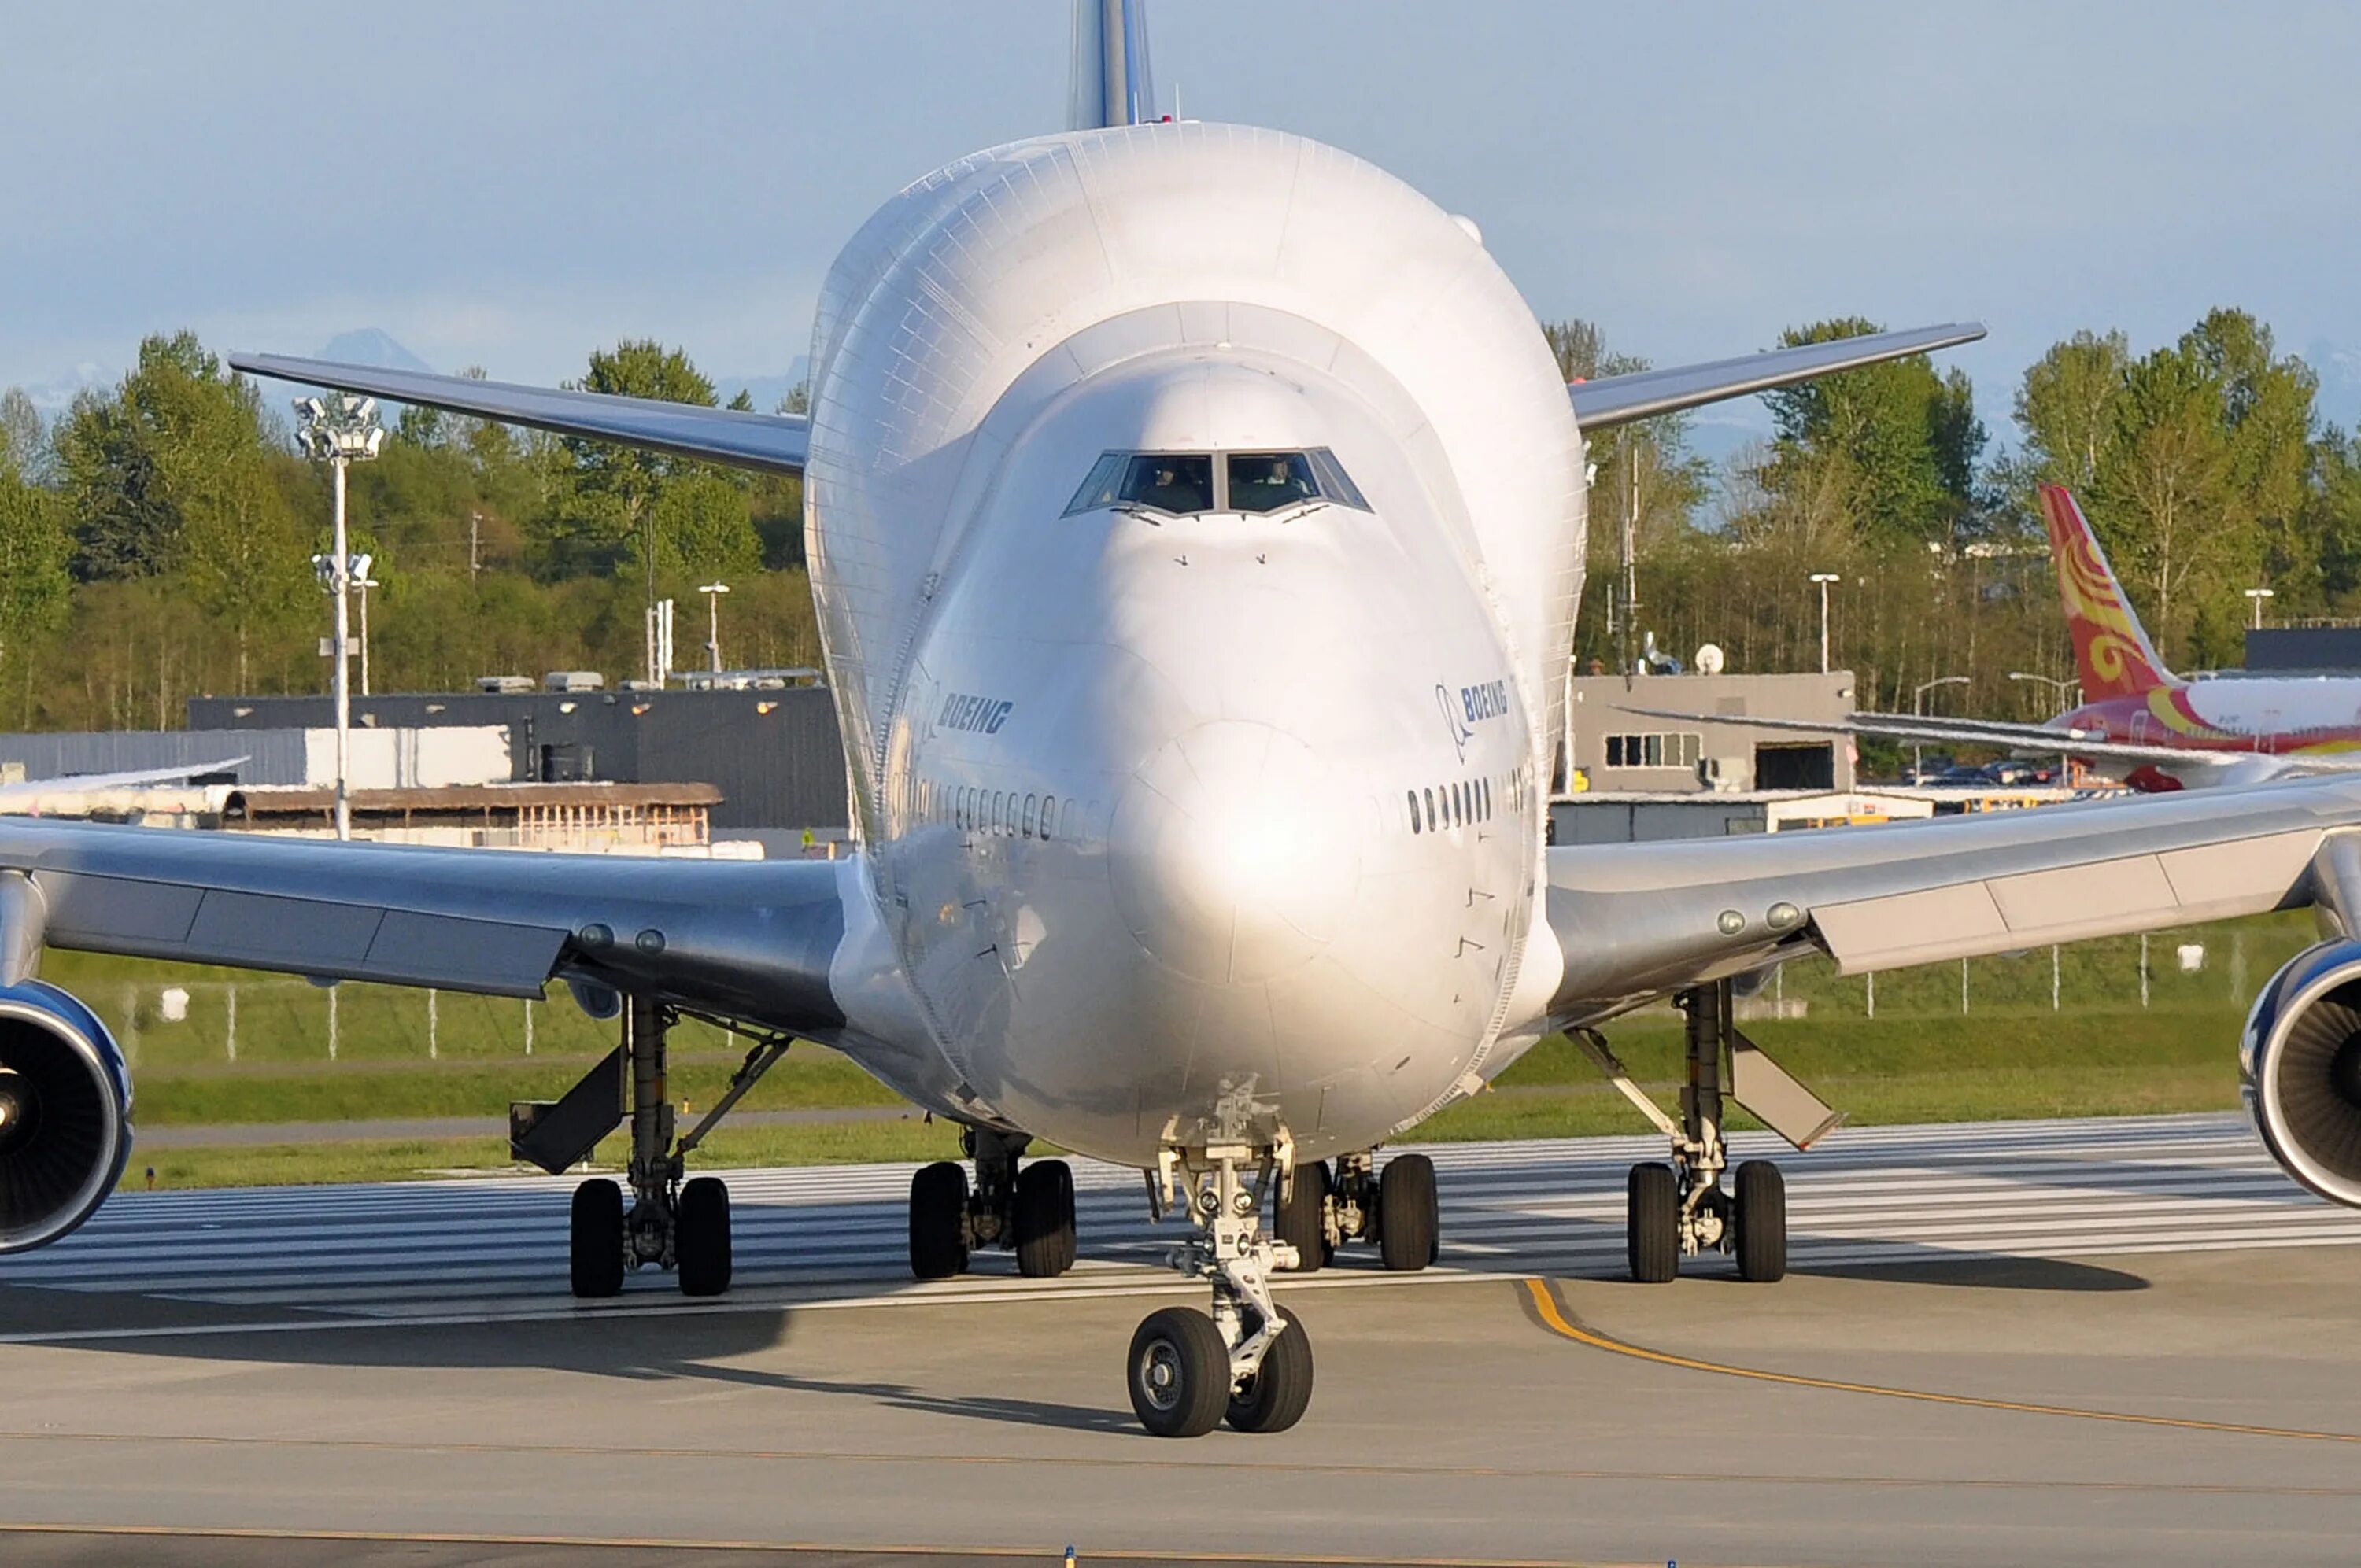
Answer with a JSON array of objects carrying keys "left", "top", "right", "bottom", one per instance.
[
  {"left": 1127, "top": 1306, "right": 1231, "bottom": 1438},
  {"left": 1626, "top": 1162, "right": 1679, "bottom": 1284},
  {"left": 1735, "top": 1159, "right": 1787, "bottom": 1283},
  {"left": 1225, "top": 1305, "right": 1314, "bottom": 1433},
  {"left": 1012, "top": 1159, "right": 1077, "bottom": 1278},
  {"left": 569, "top": 1178, "right": 625, "bottom": 1299},
  {"left": 676, "top": 1175, "right": 732, "bottom": 1297},
  {"left": 1378, "top": 1153, "right": 1438, "bottom": 1271},
  {"left": 909, "top": 1160, "right": 970, "bottom": 1280},
  {"left": 1274, "top": 1161, "right": 1332, "bottom": 1272}
]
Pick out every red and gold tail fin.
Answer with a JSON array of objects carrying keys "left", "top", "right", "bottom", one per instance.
[{"left": 2038, "top": 484, "right": 2177, "bottom": 699}]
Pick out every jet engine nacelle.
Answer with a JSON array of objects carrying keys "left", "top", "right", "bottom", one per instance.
[
  {"left": 2243, "top": 941, "right": 2361, "bottom": 1208},
  {"left": 0, "top": 981, "right": 132, "bottom": 1252}
]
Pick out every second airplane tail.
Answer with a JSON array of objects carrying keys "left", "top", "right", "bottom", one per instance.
[{"left": 2038, "top": 484, "right": 2178, "bottom": 699}]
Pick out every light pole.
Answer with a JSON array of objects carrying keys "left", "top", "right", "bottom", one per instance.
[
  {"left": 356, "top": 566, "right": 379, "bottom": 697},
  {"left": 697, "top": 581, "right": 730, "bottom": 673},
  {"left": 1912, "top": 673, "right": 1971, "bottom": 782},
  {"left": 1809, "top": 573, "right": 1840, "bottom": 673},
  {"left": 294, "top": 392, "right": 384, "bottom": 841},
  {"left": 2245, "top": 586, "right": 2275, "bottom": 629}
]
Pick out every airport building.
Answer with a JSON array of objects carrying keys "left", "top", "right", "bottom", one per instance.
[
  {"left": 1565, "top": 670, "right": 1857, "bottom": 794},
  {"left": 188, "top": 677, "right": 850, "bottom": 837}
]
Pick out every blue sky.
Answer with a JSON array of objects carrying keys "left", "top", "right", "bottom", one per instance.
[{"left": 6, "top": 2, "right": 2360, "bottom": 441}]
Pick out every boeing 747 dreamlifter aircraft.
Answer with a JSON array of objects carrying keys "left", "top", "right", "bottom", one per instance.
[{"left": 4, "top": 3, "right": 2361, "bottom": 1437}]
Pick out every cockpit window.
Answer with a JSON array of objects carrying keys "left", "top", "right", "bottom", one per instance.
[
  {"left": 1306, "top": 448, "right": 1368, "bottom": 510},
  {"left": 1226, "top": 452, "right": 1321, "bottom": 512},
  {"left": 1119, "top": 454, "right": 1215, "bottom": 514},
  {"left": 1064, "top": 448, "right": 1369, "bottom": 517}
]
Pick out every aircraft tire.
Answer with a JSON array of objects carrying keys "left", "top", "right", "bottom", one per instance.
[
  {"left": 1225, "top": 1305, "right": 1314, "bottom": 1433},
  {"left": 1627, "top": 1162, "right": 1679, "bottom": 1283},
  {"left": 1274, "top": 1160, "right": 1332, "bottom": 1271},
  {"left": 569, "top": 1178, "right": 626, "bottom": 1299},
  {"left": 909, "top": 1160, "right": 970, "bottom": 1280},
  {"left": 1378, "top": 1153, "right": 1438, "bottom": 1271},
  {"left": 1128, "top": 1306, "right": 1231, "bottom": 1438},
  {"left": 1013, "top": 1158, "right": 1077, "bottom": 1278},
  {"left": 676, "top": 1175, "right": 732, "bottom": 1297},
  {"left": 1735, "top": 1159, "right": 1786, "bottom": 1282}
]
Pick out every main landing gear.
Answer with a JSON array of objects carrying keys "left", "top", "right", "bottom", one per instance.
[
  {"left": 1126, "top": 1137, "right": 1313, "bottom": 1437},
  {"left": 1580, "top": 978, "right": 1842, "bottom": 1284},
  {"left": 511, "top": 993, "right": 798, "bottom": 1301},
  {"left": 907, "top": 1126, "right": 1078, "bottom": 1280},
  {"left": 1273, "top": 1149, "right": 1439, "bottom": 1274}
]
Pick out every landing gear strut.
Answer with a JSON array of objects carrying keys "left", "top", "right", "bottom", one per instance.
[
  {"left": 1128, "top": 1138, "right": 1313, "bottom": 1437},
  {"left": 1582, "top": 978, "right": 1838, "bottom": 1283},
  {"left": 549, "top": 995, "right": 796, "bottom": 1299},
  {"left": 1275, "top": 1148, "right": 1438, "bottom": 1273},
  {"left": 907, "top": 1126, "right": 1077, "bottom": 1280}
]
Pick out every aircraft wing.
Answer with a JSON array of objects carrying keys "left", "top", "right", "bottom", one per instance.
[
  {"left": 1612, "top": 703, "right": 2357, "bottom": 776},
  {"left": 1568, "top": 323, "right": 1987, "bottom": 432},
  {"left": 0, "top": 818, "right": 846, "bottom": 1028},
  {"left": 1543, "top": 771, "right": 2361, "bottom": 1020},
  {"left": 0, "top": 758, "right": 249, "bottom": 799},
  {"left": 228, "top": 355, "right": 809, "bottom": 477}
]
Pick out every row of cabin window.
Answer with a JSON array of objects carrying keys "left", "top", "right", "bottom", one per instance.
[
  {"left": 1408, "top": 775, "right": 1495, "bottom": 836},
  {"left": 1603, "top": 731, "right": 1702, "bottom": 769},
  {"left": 918, "top": 779, "right": 1064, "bottom": 841}
]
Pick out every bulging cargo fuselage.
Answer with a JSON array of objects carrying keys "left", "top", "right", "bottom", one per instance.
[{"left": 805, "top": 123, "right": 1587, "bottom": 1164}]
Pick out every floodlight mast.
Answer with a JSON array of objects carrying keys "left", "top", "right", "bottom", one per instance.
[
  {"left": 698, "top": 581, "right": 730, "bottom": 673},
  {"left": 293, "top": 393, "right": 384, "bottom": 841}
]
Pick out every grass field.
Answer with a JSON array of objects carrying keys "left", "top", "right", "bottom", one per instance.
[{"left": 54, "top": 909, "right": 2310, "bottom": 1190}]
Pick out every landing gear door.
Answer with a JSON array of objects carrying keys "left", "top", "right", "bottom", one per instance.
[{"left": 1729, "top": 1029, "right": 1845, "bottom": 1152}]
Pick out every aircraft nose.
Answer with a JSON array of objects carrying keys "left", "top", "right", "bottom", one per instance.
[{"left": 1108, "top": 720, "right": 1362, "bottom": 985}]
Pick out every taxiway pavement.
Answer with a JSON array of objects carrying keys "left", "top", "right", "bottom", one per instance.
[{"left": 2, "top": 1112, "right": 2359, "bottom": 1566}]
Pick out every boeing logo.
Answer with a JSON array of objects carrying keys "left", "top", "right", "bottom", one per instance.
[{"left": 939, "top": 692, "right": 1014, "bottom": 734}]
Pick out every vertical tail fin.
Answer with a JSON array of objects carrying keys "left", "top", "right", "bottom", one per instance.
[
  {"left": 1068, "top": 0, "right": 1161, "bottom": 130},
  {"left": 2037, "top": 484, "right": 2178, "bottom": 699}
]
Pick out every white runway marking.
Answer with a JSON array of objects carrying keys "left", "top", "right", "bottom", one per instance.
[{"left": 9, "top": 1112, "right": 2359, "bottom": 1341}]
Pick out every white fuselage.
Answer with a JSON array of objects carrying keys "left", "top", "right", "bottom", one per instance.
[{"left": 805, "top": 123, "right": 1584, "bottom": 1166}]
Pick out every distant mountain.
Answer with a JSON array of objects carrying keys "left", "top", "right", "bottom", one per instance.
[
  {"left": 316, "top": 328, "right": 435, "bottom": 374},
  {"left": 713, "top": 356, "right": 810, "bottom": 414}
]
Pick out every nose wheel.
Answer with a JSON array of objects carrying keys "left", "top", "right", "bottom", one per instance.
[{"left": 1128, "top": 1137, "right": 1314, "bottom": 1437}]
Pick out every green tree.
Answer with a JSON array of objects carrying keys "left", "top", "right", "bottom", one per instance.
[
  {"left": 0, "top": 431, "right": 71, "bottom": 718},
  {"left": 2091, "top": 343, "right": 2234, "bottom": 658},
  {"left": 1761, "top": 317, "right": 1984, "bottom": 547}
]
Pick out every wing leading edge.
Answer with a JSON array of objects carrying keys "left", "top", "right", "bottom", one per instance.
[
  {"left": 0, "top": 818, "right": 847, "bottom": 1031},
  {"left": 1543, "top": 772, "right": 2361, "bottom": 1025},
  {"left": 230, "top": 354, "right": 810, "bottom": 476},
  {"left": 1568, "top": 322, "right": 1987, "bottom": 432}
]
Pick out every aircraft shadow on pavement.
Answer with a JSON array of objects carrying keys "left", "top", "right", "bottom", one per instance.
[{"left": 0, "top": 1277, "right": 1139, "bottom": 1436}]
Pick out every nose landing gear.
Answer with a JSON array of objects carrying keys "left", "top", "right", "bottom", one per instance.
[{"left": 1126, "top": 1138, "right": 1312, "bottom": 1437}]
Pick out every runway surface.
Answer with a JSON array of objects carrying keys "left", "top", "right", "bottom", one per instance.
[
  {"left": 10, "top": 1110, "right": 2359, "bottom": 1336},
  {"left": 6, "top": 1111, "right": 2361, "bottom": 1566}
]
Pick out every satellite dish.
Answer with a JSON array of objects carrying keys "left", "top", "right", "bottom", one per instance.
[{"left": 1695, "top": 644, "right": 1727, "bottom": 677}]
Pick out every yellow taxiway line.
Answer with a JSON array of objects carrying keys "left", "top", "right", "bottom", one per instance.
[{"left": 1522, "top": 1276, "right": 2361, "bottom": 1445}]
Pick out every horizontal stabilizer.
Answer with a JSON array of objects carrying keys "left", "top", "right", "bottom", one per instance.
[
  {"left": 231, "top": 354, "right": 809, "bottom": 475},
  {"left": 1568, "top": 322, "right": 1986, "bottom": 431}
]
